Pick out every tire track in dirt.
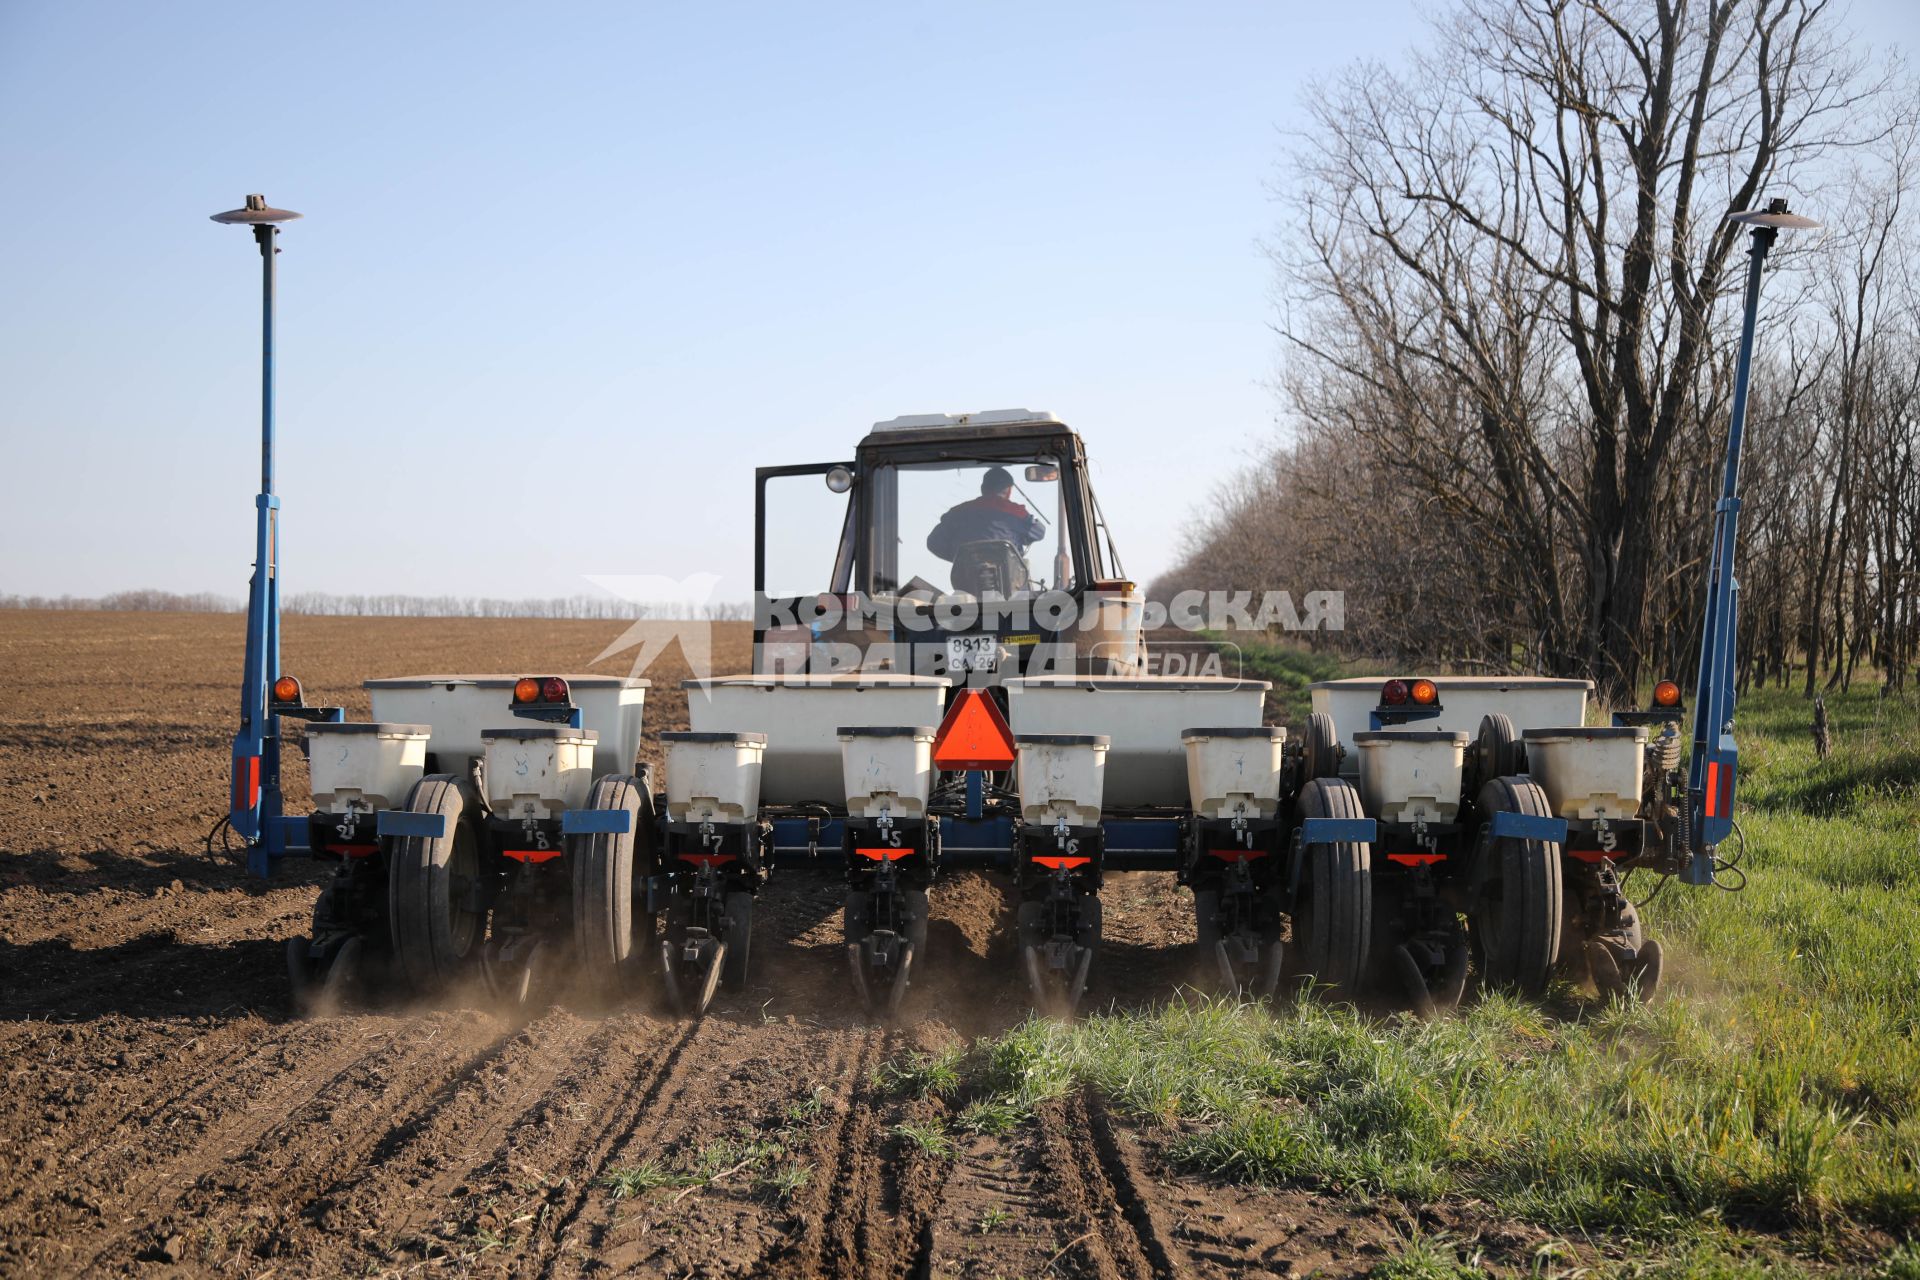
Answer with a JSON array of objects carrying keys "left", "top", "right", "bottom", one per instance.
[
  {"left": 1032, "top": 1090, "right": 1193, "bottom": 1280},
  {"left": 762, "top": 1026, "right": 892, "bottom": 1280},
  {"left": 3, "top": 1013, "right": 341, "bottom": 1210},
  {"left": 3, "top": 1015, "right": 399, "bottom": 1274},
  {"left": 76, "top": 1011, "right": 500, "bottom": 1272},
  {"left": 884, "top": 1090, "right": 963, "bottom": 1280},
  {"left": 507, "top": 1014, "right": 708, "bottom": 1277},
  {"left": 330, "top": 1007, "right": 612, "bottom": 1247},
  {"left": 211, "top": 1006, "right": 627, "bottom": 1277}
]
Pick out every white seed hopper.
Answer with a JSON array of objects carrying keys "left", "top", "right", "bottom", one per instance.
[
  {"left": 1352, "top": 730, "right": 1469, "bottom": 822},
  {"left": 1523, "top": 726, "right": 1648, "bottom": 819},
  {"left": 1005, "top": 676, "right": 1271, "bottom": 808},
  {"left": 364, "top": 675, "right": 648, "bottom": 779},
  {"left": 304, "top": 722, "right": 431, "bottom": 814},
  {"left": 684, "top": 674, "right": 950, "bottom": 804},
  {"left": 661, "top": 731, "right": 768, "bottom": 823},
  {"left": 1308, "top": 676, "right": 1593, "bottom": 779}
]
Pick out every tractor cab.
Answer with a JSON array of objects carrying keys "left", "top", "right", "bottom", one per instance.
[{"left": 754, "top": 410, "right": 1144, "bottom": 680}]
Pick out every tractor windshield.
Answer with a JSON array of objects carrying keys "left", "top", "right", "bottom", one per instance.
[{"left": 868, "top": 456, "right": 1076, "bottom": 598}]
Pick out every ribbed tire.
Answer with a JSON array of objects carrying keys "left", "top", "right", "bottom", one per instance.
[
  {"left": 388, "top": 776, "right": 484, "bottom": 994},
  {"left": 1193, "top": 888, "right": 1222, "bottom": 988},
  {"left": 722, "top": 892, "right": 754, "bottom": 991},
  {"left": 1474, "top": 714, "right": 1523, "bottom": 790},
  {"left": 1304, "top": 713, "right": 1342, "bottom": 781},
  {"left": 1471, "top": 776, "right": 1563, "bottom": 997},
  {"left": 1294, "top": 777, "right": 1372, "bottom": 997},
  {"left": 571, "top": 774, "right": 653, "bottom": 1003}
]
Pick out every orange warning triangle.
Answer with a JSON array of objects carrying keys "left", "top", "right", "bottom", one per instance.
[{"left": 931, "top": 688, "right": 1016, "bottom": 771}]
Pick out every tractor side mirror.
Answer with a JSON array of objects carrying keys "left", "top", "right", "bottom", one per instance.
[
  {"left": 825, "top": 465, "right": 855, "bottom": 493},
  {"left": 1024, "top": 464, "right": 1059, "bottom": 482}
]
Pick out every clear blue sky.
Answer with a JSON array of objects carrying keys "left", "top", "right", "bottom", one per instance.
[{"left": 2, "top": 1, "right": 1912, "bottom": 605}]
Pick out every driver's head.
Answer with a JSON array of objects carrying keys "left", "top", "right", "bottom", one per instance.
[{"left": 981, "top": 466, "right": 1014, "bottom": 497}]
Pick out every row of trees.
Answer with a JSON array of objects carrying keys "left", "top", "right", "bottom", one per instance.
[
  {"left": 0, "top": 592, "right": 751, "bottom": 621},
  {"left": 1157, "top": 0, "right": 1918, "bottom": 702},
  {"left": 0, "top": 590, "right": 238, "bottom": 612},
  {"left": 282, "top": 593, "right": 752, "bottom": 620}
]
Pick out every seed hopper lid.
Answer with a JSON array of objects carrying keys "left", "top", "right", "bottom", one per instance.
[
  {"left": 210, "top": 194, "right": 303, "bottom": 225},
  {"left": 1180, "top": 726, "right": 1285, "bottom": 741}
]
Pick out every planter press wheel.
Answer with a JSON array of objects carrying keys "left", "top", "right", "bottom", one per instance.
[
  {"left": 286, "top": 938, "right": 314, "bottom": 1018},
  {"left": 1582, "top": 907, "right": 1663, "bottom": 1002},
  {"left": 571, "top": 773, "right": 655, "bottom": 1005},
  {"left": 388, "top": 776, "right": 484, "bottom": 994},
  {"left": 1290, "top": 777, "right": 1372, "bottom": 999},
  {"left": 721, "top": 891, "right": 754, "bottom": 992},
  {"left": 1469, "top": 776, "right": 1563, "bottom": 997},
  {"left": 317, "top": 935, "right": 363, "bottom": 1012},
  {"left": 1192, "top": 888, "right": 1222, "bottom": 990},
  {"left": 1303, "top": 712, "right": 1343, "bottom": 782},
  {"left": 1473, "top": 714, "right": 1524, "bottom": 791},
  {"left": 845, "top": 887, "right": 927, "bottom": 1019}
]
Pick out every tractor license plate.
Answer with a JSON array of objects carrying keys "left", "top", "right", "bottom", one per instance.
[{"left": 946, "top": 635, "right": 999, "bottom": 672}]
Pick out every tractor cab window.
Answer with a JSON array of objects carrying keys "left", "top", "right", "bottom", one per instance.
[
  {"left": 758, "top": 466, "right": 855, "bottom": 600},
  {"left": 868, "top": 457, "right": 1075, "bottom": 598}
]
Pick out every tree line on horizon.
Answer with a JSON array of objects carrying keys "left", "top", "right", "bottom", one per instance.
[
  {"left": 0, "top": 591, "right": 751, "bottom": 621},
  {"left": 1154, "top": 0, "right": 1920, "bottom": 704}
]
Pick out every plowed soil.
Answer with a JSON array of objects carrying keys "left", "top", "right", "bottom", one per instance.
[{"left": 1, "top": 612, "right": 1530, "bottom": 1278}]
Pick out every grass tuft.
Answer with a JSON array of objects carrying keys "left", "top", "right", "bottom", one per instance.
[
  {"left": 875, "top": 1048, "right": 964, "bottom": 1099},
  {"left": 892, "top": 1119, "right": 957, "bottom": 1159}
]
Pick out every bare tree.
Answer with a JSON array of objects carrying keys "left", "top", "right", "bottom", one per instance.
[{"left": 1272, "top": 0, "right": 1882, "bottom": 698}]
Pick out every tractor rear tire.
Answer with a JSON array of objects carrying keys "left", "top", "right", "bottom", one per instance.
[
  {"left": 1304, "top": 713, "right": 1342, "bottom": 781},
  {"left": 572, "top": 774, "right": 654, "bottom": 1005},
  {"left": 1470, "top": 777, "right": 1562, "bottom": 997},
  {"left": 388, "top": 776, "right": 484, "bottom": 994},
  {"left": 1293, "top": 777, "right": 1371, "bottom": 998}
]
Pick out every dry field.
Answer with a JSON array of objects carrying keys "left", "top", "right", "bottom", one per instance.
[{"left": 0, "top": 611, "right": 1523, "bottom": 1279}]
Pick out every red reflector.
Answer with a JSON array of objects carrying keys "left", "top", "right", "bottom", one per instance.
[
  {"left": 234, "top": 756, "right": 260, "bottom": 810},
  {"left": 332, "top": 843, "right": 379, "bottom": 858},
  {"left": 1386, "top": 852, "right": 1445, "bottom": 866},
  {"left": 931, "top": 688, "right": 1016, "bottom": 771},
  {"left": 677, "top": 852, "right": 736, "bottom": 867},
  {"left": 855, "top": 847, "right": 914, "bottom": 861},
  {"left": 1031, "top": 855, "right": 1091, "bottom": 871},
  {"left": 1704, "top": 762, "right": 1720, "bottom": 818},
  {"left": 1568, "top": 849, "right": 1615, "bottom": 864},
  {"left": 1206, "top": 847, "right": 1269, "bottom": 862},
  {"left": 503, "top": 848, "right": 564, "bottom": 864}
]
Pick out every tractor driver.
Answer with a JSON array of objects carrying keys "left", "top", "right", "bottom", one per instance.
[{"left": 925, "top": 465, "right": 1046, "bottom": 564}]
